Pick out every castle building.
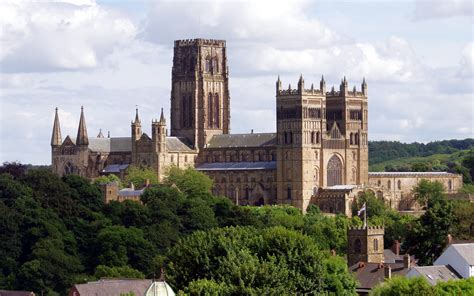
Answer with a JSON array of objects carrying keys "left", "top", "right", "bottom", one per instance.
[{"left": 51, "top": 38, "right": 462, "bottom": 213}]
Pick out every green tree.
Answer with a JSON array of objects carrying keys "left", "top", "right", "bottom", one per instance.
[
  {"left": 164, "top": 166, "right": 213, "bottom": 197},
  {"left": 352, "top": 191, "right": 388, "bottom": 220},
  {"left": 166, "top": 226, "right": 357, "bottom": 295},
  {"left": 124, "top": 166, "right": 159, "bottom": 188},
  {"left": 413, "top": 179, "right": 445, "bottom": 208},
  {"left": 461, "top": 150, "right": 474, "bottom": 182},
  {"left": 93, "top": 174, "right": 122, "bottom": 187},
  {"left": 405, "top": 196, "right": 455, "bottom": 265},
  {"left": 370, "top": 276, "right": 437, "bottom": 296},
  {"left": 435, "top": 277, "right": 474, "bottom": 295},
  {"left": 94, "top": 265, "right": 145, "bottom": 279}
]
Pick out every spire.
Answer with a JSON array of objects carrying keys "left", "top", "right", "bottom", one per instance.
[
  {"left": 297, "top": 74, "right": 304, "bottom": 93},
  {"left": 159, "top": 108, "right": 166, "bottom": 125},
  {"left": 361, "top": 77, "right": 367, "bottom": 96},
  {"left": 107, "top": 131, "right": 110, "bottom": 138},
  {"left": 51, "top": 107, "right": 62, "bottom": 146},
  {"left": 97, "top": 129, "right": 104, "bottom": 138},
  {"left": 76, "top": 106, "right": 89, "bottom": 146},
  {"left": 320, "top": 75, "right": 326, "bottom": 92},
  {"left": 134, "top": 108, "right": 141, "bottom": 124},
  {"left": 276, "top": 75, "right": 282, "bottom": 94}
]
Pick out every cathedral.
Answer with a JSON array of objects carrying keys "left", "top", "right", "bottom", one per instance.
[{"left": 51, "top": 38, "right": 462, "bottom": 213}]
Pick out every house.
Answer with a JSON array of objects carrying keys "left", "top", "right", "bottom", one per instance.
[
  {"left": 68, "top": 279, "right": 175, "bottom": 296},
  {"left": 433, "top": 243, "right": 474, "bottom": 279},
  {"left": 0, "top": 291, "right": 35, "bottom": 296}
]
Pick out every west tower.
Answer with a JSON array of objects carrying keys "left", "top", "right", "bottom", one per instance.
[{"left": 170, "top": 39, "right": 230, "bottom": 150}]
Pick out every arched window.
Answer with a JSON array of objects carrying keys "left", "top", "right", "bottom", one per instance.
[
  {"left": 208, "top": 93, "right": 213, "bottom": 127},
  {"left": 354, "top": 238, "right": 362, "bottom": 253},
  {"left": 287, "top": 186, "right": 292, "bottom": 200},
  {"left": 316, "top": 131, "right": 320, "bottom": 143},
  {"left": 377, "top": 180, "right": 381, "bottom": 186},
  {"left": 311, "top": 131, "right": 315, "bottom": 144},
  {"left": 327, "top": 155, "right": 343, "bottom": 186},
  {"left": 289, "top": 132, "right": 293, "bottom": 144},
  {"left": 352, "top": 167, "right": 357, "bottom": 182},
  {"left": 284, "top": 132, "right": 288, "bottom": 144},
  {"left": 214, "top": 93, "right": 219, "bottom": 128},
  {"left": 350, "top": 133, "right": 354, "bottom": 145},
  {"left": 397, "top": 180, "right": 402, "bottom": 190},
  {"left": 315, "top": 151, "right": 318, "bottom": 161},
  {"left": 271, "top": 152, "right": 276, "bottom": 161},
  {"left": 448, "top": 180, "right": 452, "bottom": 191},
  {"left": 212, "top": 57, "right": 218, "bottom": 72},
  {"left": 63, "top": 162, "right": 74, "bottom": 175},
  {"left": 355, "top": 132, "right": 359, "bottom": 145},
  {"left": 245, "top": 187, "right": 250, "bottom": 200},
  {"left": 388, "top": 180, "right": 391, "bottom": 189},
  {"left": 314, "top": 167, "right": 319, "bottom": 182},
  {"left": 205, "top": 56, "right": 211, "bottom": 72},
  {"left": 374, "top": 239, "right": 379, "bottom": 251}
]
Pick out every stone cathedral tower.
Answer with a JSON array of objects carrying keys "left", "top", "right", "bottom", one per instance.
[
  {"left": 170, "top": 39, "right": 231, "bottom": 150},
  {"left": 276, "top": 75, "right": 369, "bottom": 211}
]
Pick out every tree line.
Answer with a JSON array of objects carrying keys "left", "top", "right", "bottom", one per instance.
[{"left": 0, "top": 163, "right": 473, "bottom": 295}]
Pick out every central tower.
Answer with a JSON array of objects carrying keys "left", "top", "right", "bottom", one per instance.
[{"left": 170, "top": 39, "right": 230, "bottom": 150}]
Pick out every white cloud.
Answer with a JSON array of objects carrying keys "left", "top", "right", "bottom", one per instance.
[
  {"left": 458, "top": 42, "right": 474, "bottom": 77},
  {"left": 413, "top": 0, "right": 473, "bottom": 20},
  {"left": 0, "top": 0, "right": 136, "bottom": 72}
]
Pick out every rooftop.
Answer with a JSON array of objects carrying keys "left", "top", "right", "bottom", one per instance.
[
  {"left": 368, "top": 172, "right": 459, "bottom": 177},
  {"left": 409, "top": 265, "right": 461, "bottom": 285},
  {"left": 206, "top": 133, "right": 276, "bottom": 149},
  {"left": 196, "top": 161, "right": 277, "bottom": 171},
  {"left": 350, "top": 262, "right": 410, "bottom": 290}
]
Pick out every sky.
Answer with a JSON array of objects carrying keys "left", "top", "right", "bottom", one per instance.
[{"left": 0, "top": 0, "right": 473, "bottom": 165}]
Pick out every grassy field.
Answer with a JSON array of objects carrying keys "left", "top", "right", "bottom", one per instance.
[{"left": 369, "top": 149, "right": 472, "bottom": 172}]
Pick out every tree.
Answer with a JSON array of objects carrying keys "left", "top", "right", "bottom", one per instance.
[
  {"left": 370, "top": 276, "right": 437, "bottom": 296},
  {"left": 164, "top": 166, "right": 213, "bottom": 198},
  {"left": 405, "top": 196, "right": 455, "bottom": 265},
  {"left": 412, "top": 179, "right": 445, "bottom": 208},
  {"left": 435, "top": 277, "right": 474, "bottom": 295},
  {"left": 93, "top": 174, "right": 122, "bottom": 187},
  {"left": 124, "top": 166, "right": 159, "bottom": 188},
  {"left": 94, "top": 265, "right": 145, "bottom": 279},
  {"left": 165, "top": 226, "right": 357, "bottom": 295},
  {"left": 352, "top": 191, "right": 387, "bottom": 220}
]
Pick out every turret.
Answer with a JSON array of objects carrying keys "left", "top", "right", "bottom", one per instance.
[
  {"left": 297, "top": 74, "right": 304, "bottom": 94},
  {"left": 131, "top": 108, "right": 142, "bottom": 142},
  {"left": 97, "top": 129, "right": 104, "bottom": 138},
  {"left": 361, "top": 77, "right": 367, "bottom": 96},
  {"left": 276, "top": 75, "right": 282, "bottom": 95},
  {"left": 153, "top": 108, "right": 167, "bottom": 153},
  {"left": 320, "top": 75, "right": 326, "bottom": 93},
  {"left": 51, "top": 107, "right": 62, "bottom": 146},
  {"left": 76, "top": 106, "right": 89, "bottom": 146},
  {"left": 340, "top": 76, "right": 348, "bottom": 95}
]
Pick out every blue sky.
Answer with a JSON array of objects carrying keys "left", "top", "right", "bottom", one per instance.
[{"left": 0, "top": 0, "right": 472, "bottom": 164}]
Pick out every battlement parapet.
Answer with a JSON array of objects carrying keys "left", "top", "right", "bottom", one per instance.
[
  {"left": 277, "top": 89, "right": 325, "bottom": 96},
  {"left": 348, "top": 225, "right": 384, "bottom": 231},
  {"left": 175, "top": 38, "right": 226, "bottom": 47}
]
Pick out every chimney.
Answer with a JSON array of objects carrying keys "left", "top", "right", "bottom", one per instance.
[
  {"left": 403, "top": 254, "right": 411, "bottom": 269},
  {"left": 358, "top": 262, "right": 366, "bottom": 269},
  {"left": 378, "top": 262, "right": 384, "bottom": 269},
  {"left": 391, "top": 240, "right": 400, "bottom": 256},
  {"left": 384, "top": 265, "right": 392, "bottom": 279},
  {"left": 130, "top": 182, "right": 135, "bottom": 190},
  {"left": 446, "top": 234, "right": 453, "bottom": 246}
]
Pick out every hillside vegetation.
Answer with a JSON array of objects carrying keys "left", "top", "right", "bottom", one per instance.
[{"left": 368, "top": 139, "right": 474, "bottom": 185}]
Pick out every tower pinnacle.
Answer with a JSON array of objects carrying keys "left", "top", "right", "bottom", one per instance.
[
  {"left": 159, "top": 108, "right": 166, "bottom": 125},
  {"left": 76, "top": 106, "right": 89, "bottom": 146},
  {"left": 51, "top": 107, "right": 62, "bottom": 146}
]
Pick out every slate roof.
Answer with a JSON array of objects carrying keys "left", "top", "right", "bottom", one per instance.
[
  {"left": 206, "top": 133, "right": 276, "bottom": 148},
  {"left": 0, "top": 291, "right": 35, "bottom": 296},
  {"left": 450, "top": 243, "right": 474, "bottom": 265},
  {"left": 166, "top": 137, "right": 194, "bottom": 152},
  {"left": 196, "top": 161, "right": 277, "bottom": 171},
  {"left": 102, "top": 164, "right": 130, "bottom": 173},
  {"left": 409, "top": 265, "right": 461, "bottom": 285},
  {"left": 349, "top": 262, "right": 410, "bottom": 291},
  {"left": 368, "top": 172, "right": 459, "bottom": 177},
  {"left": 72, "top": 279, "right": 152, "bottom": 296},
  {"left": 383, "top": 249, "right": 403, "bottom": 264},
  {"left": 118, "top": 188, "right": 145, "bottom": 197},
  {"left": 70, "top": 137, "right": 193, "bottom": 153}
]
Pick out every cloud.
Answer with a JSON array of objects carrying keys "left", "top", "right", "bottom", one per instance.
[
  {"left": 458, "top": 42, "right": 474, "bottom": 77},
  {"left": 413, "top": 0, "right": 473, "bottom": 20},
  {"left": 0, "top": 0, "right": 136, "bottom": 72}
]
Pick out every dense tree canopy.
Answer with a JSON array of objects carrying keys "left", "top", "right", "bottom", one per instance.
[{"left": 0, "top": 162, "right": 471, "bottom": 295}]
